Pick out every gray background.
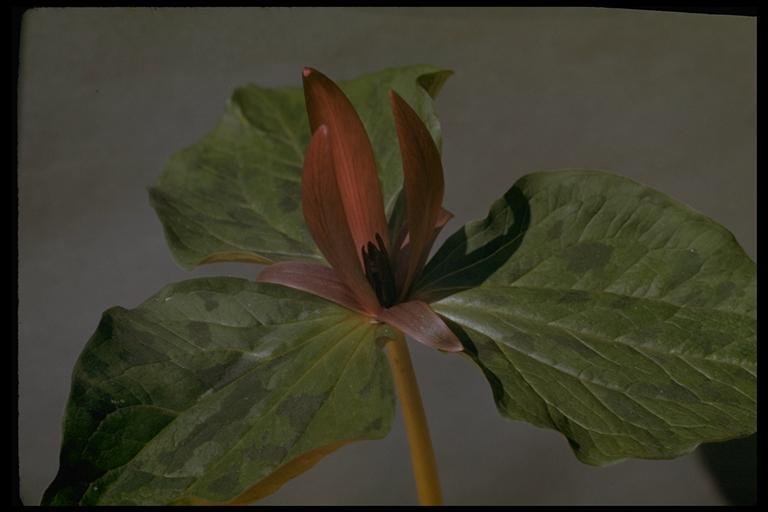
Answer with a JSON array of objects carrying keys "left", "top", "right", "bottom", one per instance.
[{"left": 18, "top": 7, "right": 755, "bottom": 506}]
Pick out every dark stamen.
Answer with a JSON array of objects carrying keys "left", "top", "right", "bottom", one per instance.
[{"left": 361, "top": 233, "right": 397, "bottom": 308}]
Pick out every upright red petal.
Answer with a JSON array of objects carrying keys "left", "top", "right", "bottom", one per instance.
[
  {"left": 425, "top": 207, "right": 454, "bottom": 256},
  {"left": 389, "top": 90, "right": 446, "bottom": 300},
  {"left": 302, "top": 67, "right": 391, "bottom": 256},
  {"left": 301, "top": 125, "right": 382, "bottom": 315},
  {"left": 392, "top": 207, "right": 454, "bottom": 297}
]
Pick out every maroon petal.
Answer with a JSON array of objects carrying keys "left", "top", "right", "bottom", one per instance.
[
  {"left": 424, "top": 207, "right": 454, "bottom": 255},
  {"left": 257, "top": 261, "right": 371, "bottom": 316},
  {"left": 377, "top": 300, "right": 463, "bottom": 352},
  {"left": 301, "top": 125, "right": 382, "bottom": 315},
  {"left": 303, "top": 67, "right": 391, "bottom": 255},
  {"left": 393, "top": 207, "right": 454, "bottom": 299},
  {"left": 389, "top": 91, "right": 446, "bottom": 299}
]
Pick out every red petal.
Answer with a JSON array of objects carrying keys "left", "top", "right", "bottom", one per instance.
[
  {"left": 395, "top": 207, "right": 453, "bottom": 252},
  {"left": 377, "top": 300, "right": 463, "bottom": 352},
  {"left": 393, "top": 207, "right": 453, "bottom": 296},
  {"left": 434, "top": 207, "right": 454, "bottom": 230},
  {"left": 303, "top": 67, "right": 390, "bottom": 255},
  {"left": 425, "top": 207, "right": 454, "bottom": 253},
  {"left": 400, "top": 207, "right": 453, "bottom": 251},
  {"left": 256, "top": 261, "right": 371, "bottom": 316},
  {"left": 389, "top": 91, "right": 445, "bottom": 299},
  {"left": 301, "top": 125, "right": 382, "bottom": 315}
]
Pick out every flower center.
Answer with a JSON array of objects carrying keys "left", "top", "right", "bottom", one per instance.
[{"left": 361, "top": 233, "right": 397, "bottom": 308}]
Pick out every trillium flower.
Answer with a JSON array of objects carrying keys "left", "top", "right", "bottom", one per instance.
[{"left": 257, "top": 68, "right": 463, "bottom": 352}]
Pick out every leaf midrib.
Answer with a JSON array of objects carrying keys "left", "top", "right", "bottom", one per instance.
[
  {"left": 456, "top": 311, "right": 753, "bottom": 433},
  {"left": 439, "top": 283, "right": 755, "bottom": 324},
  {"left": 437, "top": 287, "right": 756, "bottom": 371}
]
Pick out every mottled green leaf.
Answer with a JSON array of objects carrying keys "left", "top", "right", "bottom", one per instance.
[
  {"left": 149, "top": 65, "right": 452, "bottom": 269},
  {"left": 424, "top": 170, "right": 756, "bottom": 465},
  {"left": 43, "top": 278, "right": 395, "bottom": 505}
]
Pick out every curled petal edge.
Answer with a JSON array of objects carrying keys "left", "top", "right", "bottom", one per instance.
[{"left": 394, "top": 207, "right": 454, "bottom": 297}]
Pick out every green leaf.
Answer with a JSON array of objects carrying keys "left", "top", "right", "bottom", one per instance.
[
  {"left": 425, "top": 170, "right": 756, "bottom": 465},
  {"left": 149, "top": 65, "right": 452, "bottom": 269},
  {"left": 43, "top": 278, "right": 395, "bottom": 505}
]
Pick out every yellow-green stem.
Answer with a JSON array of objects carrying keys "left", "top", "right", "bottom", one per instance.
[{"left": 384, "top": 331, "right": 443, "bottom": 506}]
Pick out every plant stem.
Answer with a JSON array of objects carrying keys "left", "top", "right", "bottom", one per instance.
[{"left": 384, "top": 331, "right": 443, "bottom": 506}]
